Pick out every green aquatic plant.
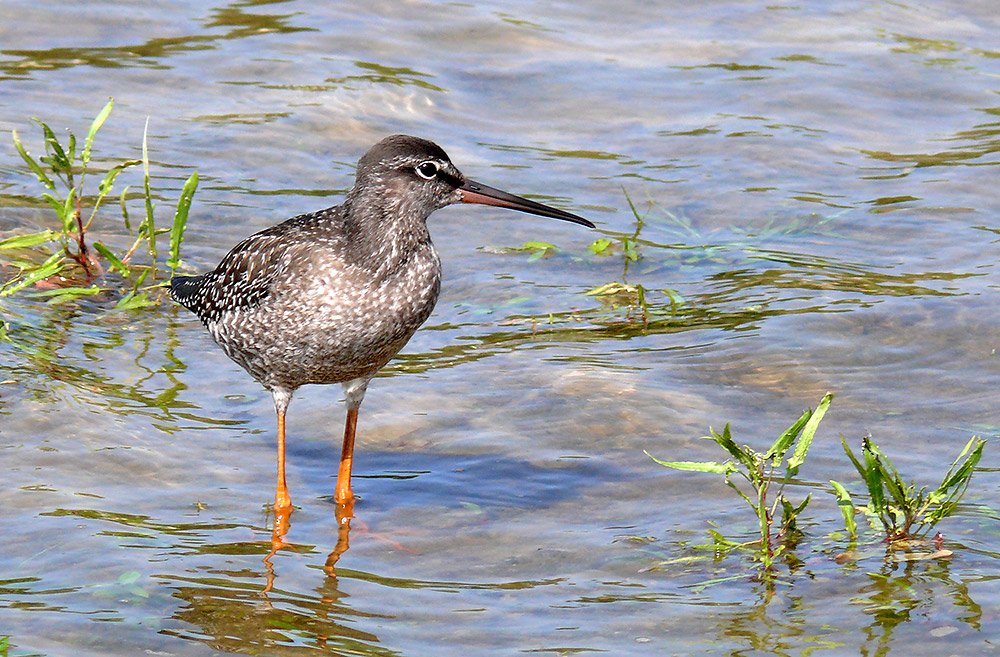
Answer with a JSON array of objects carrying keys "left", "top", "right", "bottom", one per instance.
[
  {"left": 831, "top": 433, "right": 986, "bottom": 545},
  {"left": 648, "top": 393, "right": 833, "bottom": 572},
  {"left": 1, "top": 99, "right": 197, "bottom": 308}
]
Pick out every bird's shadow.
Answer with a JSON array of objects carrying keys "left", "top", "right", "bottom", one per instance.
[{"left": 287, "top": 441, "right": 617, "bottom": 514}]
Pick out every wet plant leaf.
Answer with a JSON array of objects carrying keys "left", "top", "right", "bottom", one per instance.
[
  {"left": 0, "top": 231, "right": 59, "bottom": 250},
  {"left": 589, "top": 237, "right": 613, "bottom": 254},
  {"left": 787, "top": 392, "right": 833, "bottom": 476},
  {"left": 12, "top": 129, "right": 56, "bottom": 193},
  {"left": 83, "top": 98, "right": 114, "bottom": 165},
  {"left": 645, "top": 452, "right": 737, "bottom": 475},
  {"left": 93, "top": 242, "right": 130, "bottom": 278},
  {"left": 830, "top": 480, "right": 857, "bottom": 539},
  {"left": 168, "top": 171, "right": 199, "bottom": 269},
  {"left": 26, "top": 285, "right": 102, "bottom": 304},
  {"left": 0, "top": 253, "right": 64, "bottom": 297}
]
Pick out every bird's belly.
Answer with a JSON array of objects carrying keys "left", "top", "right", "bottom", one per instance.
[{"left": 210, "top": 257, "right": 441, "bottom": 390}]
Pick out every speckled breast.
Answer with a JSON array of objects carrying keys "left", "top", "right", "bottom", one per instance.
[{"left": 209, "top": 241, "right": 442, "bottom": 391}]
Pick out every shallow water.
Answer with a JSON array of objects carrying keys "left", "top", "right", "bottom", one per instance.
[{"left": 2, "top": 1, "right": 1000, "bottom": 655}]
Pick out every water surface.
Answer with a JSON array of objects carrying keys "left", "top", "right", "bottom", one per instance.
[{"left": 2, "top": 1, "right": 999, "bottom": 655}]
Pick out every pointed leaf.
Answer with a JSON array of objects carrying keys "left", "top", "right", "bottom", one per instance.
[
  {"left": 705, "top": 423, "right": 755, "bottom": 469},
  {"left": 645, "top": 451, "right": 736, "bottom": 475},
  {"left": 0, "top": 253, "right": 64, "bottom": 297},
  {"left": 765, "top": 409, "right": 809, "bottom": 462},
  {"left": 787, "top": 392, "right": 833, "bottom": 476},
  {"left": 34, "top": 119, "right": 71, "bottom": 173},
  {"left": 830, "top": 480, "right": 857, "bottom": 538},
  {"left": 141, "top": 118, "right": 157, "bottom": 261},
  {"left": 12, "top": 129, "right": 57, "bottom": 193},
  {"left": 841, "top": 435, "right": 867, "bottom": 480},
  {"left": 93, "top": 242, "right": 130, "bottom": 278},
  {"left": 120, "top": 186, "right": 132, "bottom": 236},
  {"left": 168, "top": 171, "right": 198, "bottom": 269},
  {"left": 935, "top": 437, "right": 985, "bottom": 494},
  {"left": 0, "top": 231, "right": 59, "bottom": 250},
  {"left": 41, "top": 193, "right": 66, "bottom": 219},
  {"left": 82, "top": 98, "right": 114, "bottom": 165}
]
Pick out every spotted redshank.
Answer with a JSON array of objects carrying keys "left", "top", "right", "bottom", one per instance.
[{"left": 170, "top": 134, "right": 593, "bottom": 513}]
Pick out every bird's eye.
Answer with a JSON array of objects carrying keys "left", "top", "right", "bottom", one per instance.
[{"left": 415, "top": 161, "right": 439, "bottom": 180}]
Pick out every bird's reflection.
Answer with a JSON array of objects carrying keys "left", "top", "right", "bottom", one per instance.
[{"left": 261, "top": 498, "right": 355, "bottom": 594}]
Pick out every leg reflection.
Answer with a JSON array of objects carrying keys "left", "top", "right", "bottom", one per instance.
[
  {"left": 324, "top": 499, "right": 354, "bottom": 577},
  {"left": 262, "top": 503, "right": 292, "bottom": 595}
]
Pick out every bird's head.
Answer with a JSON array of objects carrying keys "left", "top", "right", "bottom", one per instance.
[{"left": 351, "top": 134, "right": 594, "bottom": 228}]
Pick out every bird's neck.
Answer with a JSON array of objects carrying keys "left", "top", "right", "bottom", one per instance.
[{"left": 339, "top": 192, "right": 435, "bottom": 279}]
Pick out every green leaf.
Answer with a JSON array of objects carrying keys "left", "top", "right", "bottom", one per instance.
[
  {"left": 93, "top": 242, "right": 130, "bottom": 278},
  {"left": 705, "top": 424, "right": 755, "bottom": 470},
  {"left": 118, "top": 570, "right": 141, "bottom": 586},
  {"left": 120, "top": 186, "right": 132, "bottom": 236},
  {"left": 28, "top": 285, "right": 103, "bottom": 304},
  {"left": 61, "top": 187, "right": 77, "bottom": 232},
  {"left": 0, "top": 231, "right": 59, "bottom": 250},
  {"left": 116, "top": 291, "right": 153, "bottom": 310},
  {"left": 12, "top": 129, "right": 57, "bottom": 193},
  {"left": 82, "top": 98, "right": 114, "bottom": 165},
  {"left": 98, "top": 160, "right": 141, "bottom": 197},
  {"left": 841, "top": 435, "right": 867, "bottom": 480},
  {"left": 0, "top": 253, "right": 64, "bottom": 297},
  {"left": 830, "top": 480, "right": 857, "bottom": 538},
  {"left": 589, "top": 238, "right": 613, "bottom": 254},
  {"left": 86, "top": 159, "right": 142, "bottom": 230},
  {"left": 786, "top": 392, "right": 833, "bottom": 476},
  {"left": 168, "top": 171, "right": 198, "bottom": 269},
  {"left": 67, "top": 131, "right": 77, "bottom": 165},
  {"left": 934, "top": 437, "right": 985, "bottom": 494},
  {"left": 765, "top": 409, "right": 810, "bottom": 463},
  {"left": 34, "top": 118, "right": 71, "bottom": 174},
  {"left": 645, "top": 451, "right": 737, "bottom": 475},
  {"left": 41, "top": 192, "right": 66, "bottom": 219}
]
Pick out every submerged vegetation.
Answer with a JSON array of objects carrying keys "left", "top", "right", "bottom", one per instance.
[
  {"left": 649, "top": 395, "right": 987, "bottom": 579},
  {"left": 0, "top": 99, "right": 197, "bottom": 310},
  {"left": 833, "top": 434, "right": 986, "bottom": 545},
  {"left": 649, "top": 393, "right": 832, "bottom": 573}
]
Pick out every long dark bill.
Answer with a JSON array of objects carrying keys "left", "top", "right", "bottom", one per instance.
[{"left": 459, "top": 180, "right": 595, "bottom": 228}]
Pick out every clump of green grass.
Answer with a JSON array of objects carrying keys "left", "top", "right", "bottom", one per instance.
[
  {"left": 831, "top": 433, "right": 985, "bottom": 546},
  {"left": 1, "top": 99, "right": 197, "bottom": 309},
  {"left": 648, "top": 393, "right": 833, "bottom": 573}
]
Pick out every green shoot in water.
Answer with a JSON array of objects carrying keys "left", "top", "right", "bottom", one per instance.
[
  {"left": 648, "top": 393, "right": 833, "bottom": 574},
  {"left": 832, "top": 433, "right": 985, "bottom": 545},
  {"left": 1, "top": 99, "right": 197, "bottom": 308}
]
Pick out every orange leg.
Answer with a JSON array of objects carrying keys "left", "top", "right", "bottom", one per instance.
[
  {"left": 335, "top": 408, "right": 359, "bottom": 505},
  {"left": 275, "top": 409, "right": 292, "bottom": 512}
]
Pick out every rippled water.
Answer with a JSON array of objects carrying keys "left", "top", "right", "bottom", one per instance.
[{"left": 2, "top": 1, "right": 1000, "bottom": 655}]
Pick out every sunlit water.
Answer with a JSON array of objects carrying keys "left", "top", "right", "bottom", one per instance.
[{"left": 2, "top": 1, "right": 1000, "bottom": 655}]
